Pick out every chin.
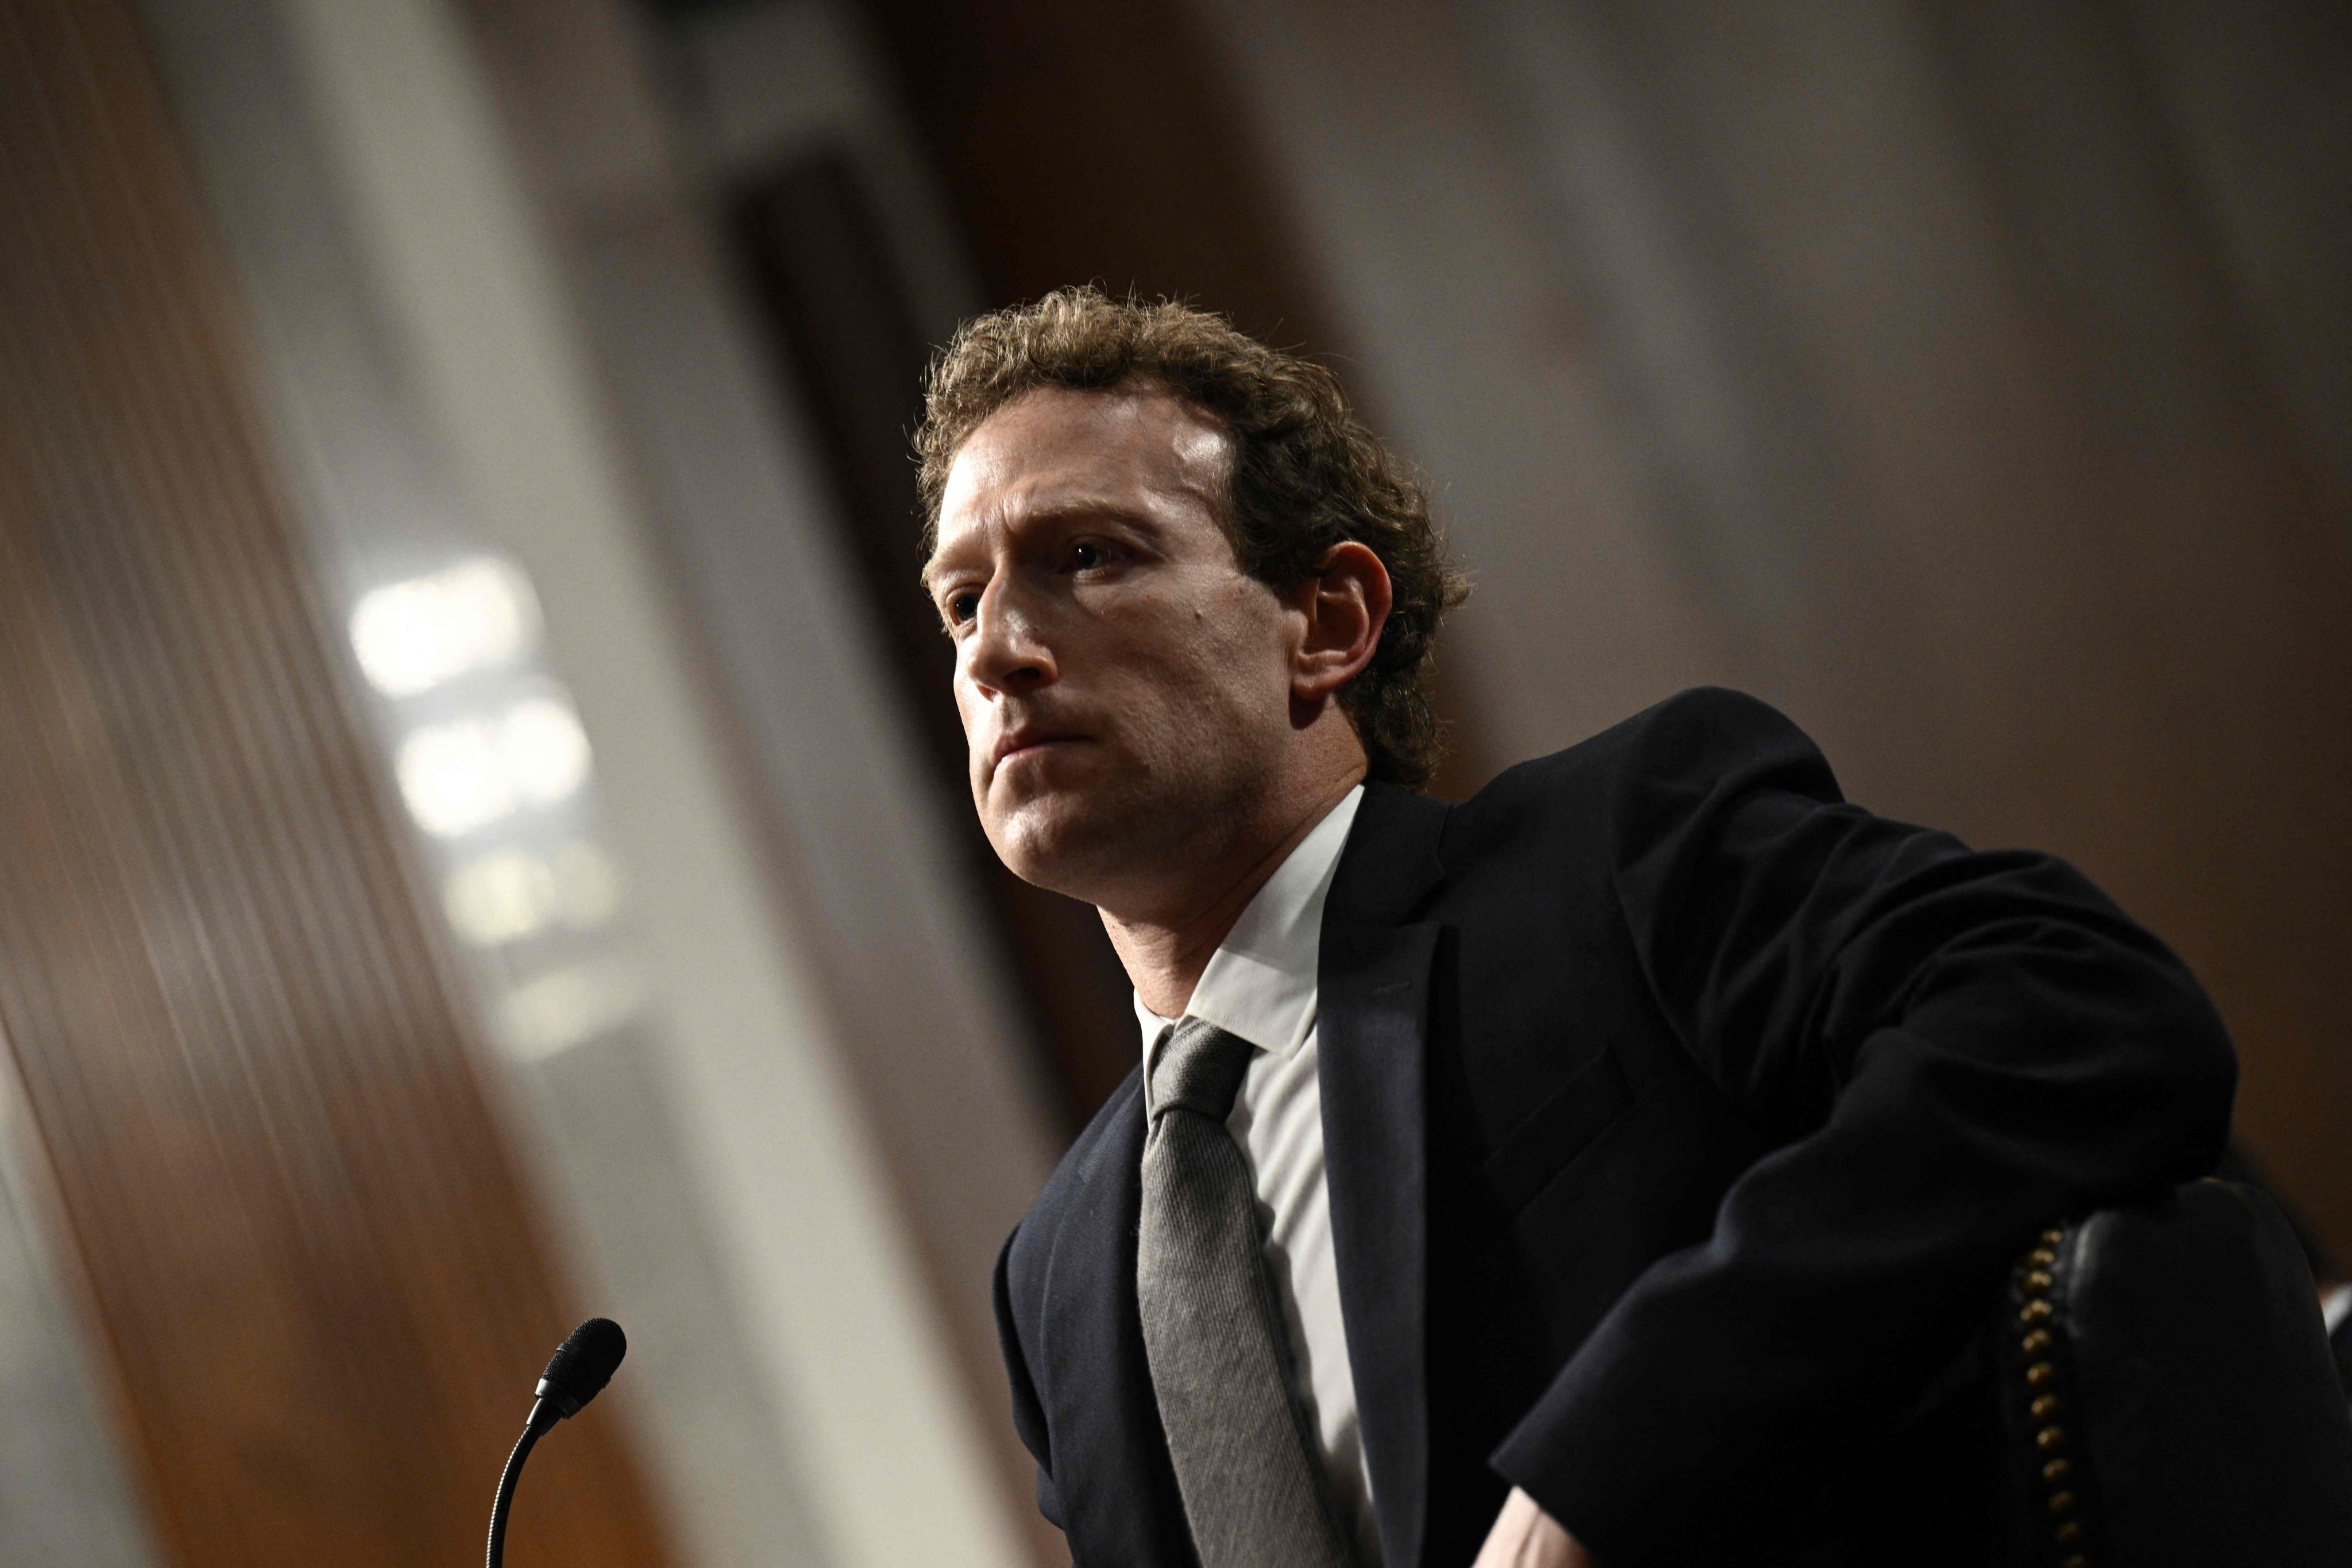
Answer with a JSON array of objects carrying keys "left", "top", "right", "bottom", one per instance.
[
  {"left": 978, "top": 736, "right": 1256, "bottom": 903},
  {"left": 986, "top": 801, "right": 1107, "bottom": 898},
  {"left": 982, "top": 783, "right": 1154, "bottom": 903}
]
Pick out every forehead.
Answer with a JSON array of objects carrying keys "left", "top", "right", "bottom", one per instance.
[{"left": 929, "top": 384, "right": 1231, "bottom": 562}]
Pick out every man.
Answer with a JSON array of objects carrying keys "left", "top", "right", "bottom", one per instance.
[{"left": 917, "top": 288, "right": 2234, "bottom": 1566}]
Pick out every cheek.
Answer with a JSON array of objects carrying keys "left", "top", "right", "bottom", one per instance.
[
  {"left": 951, "top": 666, "right": 988, "bottom": 737},
  {"left": 1117, "top": 611, "right": 1288, "bottom": 744},
  {"left": 1188, "top": 589, "right": 1295, "bottom": 696}
]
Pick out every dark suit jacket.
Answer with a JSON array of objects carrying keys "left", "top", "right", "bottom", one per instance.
[{"left": 993, "top": 688, "right": 2234, "bottom": 1567}]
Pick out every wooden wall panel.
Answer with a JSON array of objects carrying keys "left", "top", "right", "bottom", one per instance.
[{"left": 0, "top": 2, "right": 675, "bottom": 1563}]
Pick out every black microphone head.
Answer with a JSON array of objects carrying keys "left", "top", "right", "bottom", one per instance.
[{"left": 535, "top": 1317, "right": 626, "bottom": 1419}]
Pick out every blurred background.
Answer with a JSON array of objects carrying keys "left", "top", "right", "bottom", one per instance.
[{"left": 1, "top": 0, "right": 2345, "bottom": 1563}]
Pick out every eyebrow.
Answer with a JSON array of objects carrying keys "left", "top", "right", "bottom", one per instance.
[{"left": 918, "top": 540, "right": 979, "bottom": 595}]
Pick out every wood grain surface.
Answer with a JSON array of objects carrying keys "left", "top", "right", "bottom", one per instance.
[{"left": 0, "top": 2, "right": 678, "bottom": 1562}]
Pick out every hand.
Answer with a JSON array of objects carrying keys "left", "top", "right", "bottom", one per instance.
[{"left": 1471, "top": 1487, "right": 1602, "bottom": 1568}]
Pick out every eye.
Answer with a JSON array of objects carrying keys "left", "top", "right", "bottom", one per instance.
[
  {"left": 1069, "top": 540, "right": 1107, "bottom": 571},
  {"left": 945, "top": 589, "right": 980, "bottom": 625}
]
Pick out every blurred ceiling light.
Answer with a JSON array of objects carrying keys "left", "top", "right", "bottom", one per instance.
[
  {"left": 445, "top": 847, "right": 557, "bottom": 946},
  {"left": 398, "top": 721, "right": 509, "bottom": 837},
  {"left": 499, "top": 697, "right": 594, "bottom": 805},
  {"left": 350, "top": 555, "right": 541, "bottom": 697},
  {"left": 501, "top": 963, "right": 642, "bottom": 1061},
  {"left": 396, "top": 696, "right": 593, "bottom": 837},
  {"left": 445, "top": 840, "right": 623, "bottom": 947}
]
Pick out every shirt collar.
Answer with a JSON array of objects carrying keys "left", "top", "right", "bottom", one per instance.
[{"left": 1136, "top": 785, "right": 1365, "bottom": 1070}]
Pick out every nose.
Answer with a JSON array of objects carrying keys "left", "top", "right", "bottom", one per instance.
[{"left": 963, "top": 574, "right": 1056, "bottom": 698}]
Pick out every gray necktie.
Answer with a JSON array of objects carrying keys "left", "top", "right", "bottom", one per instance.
[{"left": 1138, "top": 1017, "right": 1356, "bottom": 1567}]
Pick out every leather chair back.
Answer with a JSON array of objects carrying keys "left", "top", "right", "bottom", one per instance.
[{"left": 1991, "top": 1180, "right": 2352, "bottom": 1566}]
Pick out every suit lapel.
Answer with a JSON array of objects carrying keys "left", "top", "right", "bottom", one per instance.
[
  {"left": 1321, "top": 783, "right": 1449, "bottom": 1568},
  {"left": 1037, "top": 1072, "right": 1193, "bottom": 1563}
]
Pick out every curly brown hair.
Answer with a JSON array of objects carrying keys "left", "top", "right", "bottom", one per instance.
[{"left": 916, "top": 287, "right": 1469, "bottom": 789}]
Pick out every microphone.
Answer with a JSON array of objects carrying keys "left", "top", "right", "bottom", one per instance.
[
  {"left": 488, "top": 1318, "right": 628, "bottom": 1568},
  {"left": 536, "top": 1316, "right": 627, "bottom": 1418}
]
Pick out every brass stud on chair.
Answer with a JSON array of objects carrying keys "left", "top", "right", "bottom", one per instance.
[{"left": 2014, "top": 1224, "right": 2094, "bottom": 1567}]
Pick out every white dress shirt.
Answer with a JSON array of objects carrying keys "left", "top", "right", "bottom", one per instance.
[{"left": 1137, "top": 784, "right": 1381, "bottom": 1563}]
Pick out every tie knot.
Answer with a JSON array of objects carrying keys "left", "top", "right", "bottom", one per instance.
[{"left": 1149, "top": 1017, "right": 1255, "bottom": 1122}]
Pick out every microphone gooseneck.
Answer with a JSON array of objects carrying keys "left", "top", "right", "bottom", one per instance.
[
  {"left": 486, "top": 1319, "right": 628, "bottom": 1568},
  {"left": 486, "top": 1401, "right": 552, "bottom": 1568}
]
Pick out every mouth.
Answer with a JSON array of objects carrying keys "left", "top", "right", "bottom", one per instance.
[{"left": 991, "top": 731, "right": 1088, "bottom": 774}]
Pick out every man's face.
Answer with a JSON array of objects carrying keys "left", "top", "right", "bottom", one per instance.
[{"left": 924, "top": 385, "right": 1300, "bottom": 906}]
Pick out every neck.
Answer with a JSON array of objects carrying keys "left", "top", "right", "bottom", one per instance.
[{"left": 1102, "top": 771, "right": 1360, "bottom": 1018}]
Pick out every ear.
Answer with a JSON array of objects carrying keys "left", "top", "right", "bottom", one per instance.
[{"left": 1289, "top": 542, "right": 1392, "bottom": 702}]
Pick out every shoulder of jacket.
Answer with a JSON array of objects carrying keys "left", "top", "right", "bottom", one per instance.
[{"left": 1461, "top": 687, "right": 1825, "bottom": 811}]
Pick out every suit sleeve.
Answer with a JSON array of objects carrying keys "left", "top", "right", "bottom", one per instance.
[
  {"left": 1489, "top": 688, "right": 2237, "bottom": 1564},
  {"left": 994, "top": 1229, "right": 1068, "bottom": 1534}
]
